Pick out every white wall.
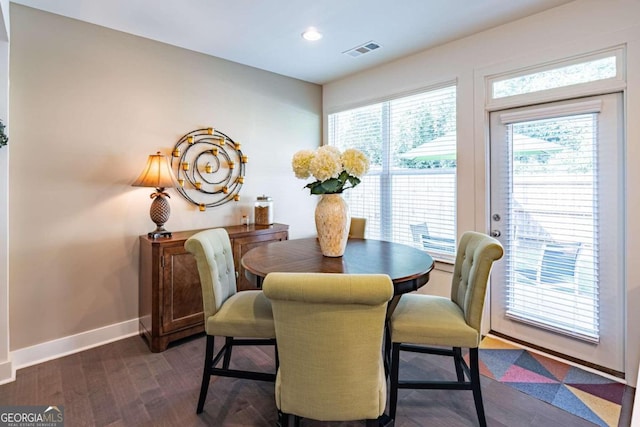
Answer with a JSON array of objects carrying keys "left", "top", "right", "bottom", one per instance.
[
  {"left": 324, "top": 0, "right": 640, "bottom": 384},
  {"left": 4, "top": 4, "right": 320, "bottom": 377}
]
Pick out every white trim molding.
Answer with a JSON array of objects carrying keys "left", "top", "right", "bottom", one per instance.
[
  {"left": 0, "top": 318, "right": 139, "bottom": 385},
  {"left": 0, "top": 359, "right": 13, "bottom": 385},
  {"left": 499, "top": 99, "right": 603, "bottom": 124},
  {"left": 633, "top": 372, "right": 640, "bottom": 427}
]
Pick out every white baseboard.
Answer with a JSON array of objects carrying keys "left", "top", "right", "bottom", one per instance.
[
  {"left": 0, "top": 359, "right": 14, "bottom": 385},
  {"left": 0, "top": 318, "right": 139, "bottom": 384},
  {"left": 631, "top": 362, "right": 640, "bottom": 427}
]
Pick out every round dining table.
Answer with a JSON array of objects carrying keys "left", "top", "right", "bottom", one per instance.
[
  {"left": 241, "top": 237, "right": 434, "bottom": 296},
  {"left": 242, "top": 237, "right": 435, "bottom": 371}
]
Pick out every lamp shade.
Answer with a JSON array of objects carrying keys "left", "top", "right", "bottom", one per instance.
[{"left": 132, "top": 152, "right": 177, "bottom": 189}]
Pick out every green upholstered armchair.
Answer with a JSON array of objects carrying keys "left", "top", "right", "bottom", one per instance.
[
  {"left": 184, "top": 228, "right": 277, "bottom": 415},
  {"left": 348, "top": 217, "right": 367, "bottom": 239},
  {"left": 262, "top": 272, "right": 394, "bottom": 426},
  {"left": 388, "top": 231, "right": 503, "bottom": 427}
]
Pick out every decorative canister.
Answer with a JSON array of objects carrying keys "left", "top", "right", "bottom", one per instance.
[{"left": 254, "top": 195, "right": 274, "bottom": 225}]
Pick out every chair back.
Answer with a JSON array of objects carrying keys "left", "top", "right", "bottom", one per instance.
[
  {"left": 450, "top": 231, "right": 504, "bottom": 335},
  {"left": 348, "top": 217, "right": 367, "bottom": 239},
  {"left": 539, "top": 242, "right": 581, "bottom": 284},
  {"left": 262, "top": 272, "right": 393, "bottom": 422},
  {"left": 185, "top": 228, "right": 237, "bottom": 322},
  {"left": 410, "top": 222, "right": 429, "bottom": 246}
]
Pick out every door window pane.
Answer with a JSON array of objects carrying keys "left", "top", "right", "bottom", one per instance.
[{"left": 503, "top": 114, "right": 599, "bottom": 341}]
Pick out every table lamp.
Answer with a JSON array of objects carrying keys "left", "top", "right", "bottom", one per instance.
[{"left": 132, "top": 151, "right": 177, "bottom": 239}]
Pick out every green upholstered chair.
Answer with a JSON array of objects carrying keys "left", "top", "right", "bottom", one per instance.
[
  {"left": 262, "top": 272, "right": 394, "bottom": 427},
  {"left": 348, "top": 217, "right": 367, "bottom": 239},
  {"left": 388, "top": 231, "right": 504, "bottom": 427},
  {"left": 184, "top": 228, "right": 277, "bottom": 415}
]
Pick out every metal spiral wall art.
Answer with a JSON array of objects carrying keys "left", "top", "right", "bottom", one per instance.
[{"left": 170, "top": 127, "right": 246, "bottom": 211}]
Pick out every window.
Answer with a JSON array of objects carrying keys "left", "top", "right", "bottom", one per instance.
[
  {"left": 328, "top": 84, "right": 457, "bottom": 262},
  {"left": 486, "top": 47, "right": 625, "bottom": 110},
  {"left": 492, "top": 56, "right": 617, "bottom": 99}
]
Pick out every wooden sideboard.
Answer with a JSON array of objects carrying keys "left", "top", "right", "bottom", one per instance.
[{"left": 138, "top": 223, "right": 289, "bottom": 352}]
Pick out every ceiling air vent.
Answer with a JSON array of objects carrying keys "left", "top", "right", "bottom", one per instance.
[{"left": 343, "top": 41, "right": 381, "bottom": 58}]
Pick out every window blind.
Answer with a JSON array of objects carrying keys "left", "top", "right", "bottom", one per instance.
[
  {"left": 328, "top": 85, "right": 457, "bottom": 262},
  {"left": 500, "top": 109, "right": 600, "bottom": 342}
]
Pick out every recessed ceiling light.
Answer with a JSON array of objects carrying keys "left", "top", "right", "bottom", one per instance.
[{"left": 302, "top": 27, "right": 323, "bottom": 41}]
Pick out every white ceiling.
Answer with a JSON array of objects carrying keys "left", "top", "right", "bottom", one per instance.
[{"left": 10, "top": 0, "right": 575, "bottom": 85}]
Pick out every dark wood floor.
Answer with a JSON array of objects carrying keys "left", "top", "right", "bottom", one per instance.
[{"left": 0, "top": 333, "right": 634, "bottom": 426}]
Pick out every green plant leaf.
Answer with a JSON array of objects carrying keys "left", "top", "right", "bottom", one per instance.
[
  {"left": 310, "top": 186, "right": 325, "bottom": 194},
  {"left": 347, "top": 175, "right": 361, "bottom": 187},
  {"left": 320, "top": 178, "right": 343, "bottom": 193}
]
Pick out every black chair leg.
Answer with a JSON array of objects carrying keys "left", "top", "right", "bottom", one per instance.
[
  {"left": 469, "top": 347, "right": 487, "bottom": 427},
  {"left": 384, "top": 324, "right": 392, "bottom": 377},
  {"left": 376, "top": 413, "right": 394, "bottom": 426},
  {"left": 196, "top": 335, "right": 215, "bottom": 414},
  {"left": 279, "top": 413, "right": 298, "bottom": 427},
  {"left": 388, "top": 343, "right": 486, "bottom": 426},
  {"left": 222, "top": 336, "right": 233, "bottom": 369},
  {"left": 388, "top": 342, "right": 401, "bottom": 419},
  {"left": 277, "top": 411, "right": 287, "bottom": 427},
  {"left": 453, "top": 347, "right": 465, "bottom": 382}
]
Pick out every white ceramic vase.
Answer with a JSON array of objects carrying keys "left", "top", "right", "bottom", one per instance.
[{"left": 315, "top": 194, "right": 351, "bottom": 257}]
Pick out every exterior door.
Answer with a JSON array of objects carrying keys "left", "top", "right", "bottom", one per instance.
[{"left": 489, "top": 93, "right": 624, "bottom": 373}]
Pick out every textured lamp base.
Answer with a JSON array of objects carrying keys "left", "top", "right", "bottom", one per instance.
[
  {"left": 148, "top": 228, "right": 172, "bottom": 239},
  {"left": 148, "top": 190, "right": 172, "bottom": 239}
]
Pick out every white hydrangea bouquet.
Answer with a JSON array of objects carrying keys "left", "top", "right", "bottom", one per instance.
[{"left": 292, "top": 146, "right": 370, "bottom": 195}]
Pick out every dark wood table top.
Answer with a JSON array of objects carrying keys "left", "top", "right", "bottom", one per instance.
[{"left": 241, "top": 237, "right": 434, "bottom": 295}]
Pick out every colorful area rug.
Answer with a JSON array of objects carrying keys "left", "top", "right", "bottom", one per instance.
[{"left": 476, "top": 336, "right": 624, "bottom": 427}]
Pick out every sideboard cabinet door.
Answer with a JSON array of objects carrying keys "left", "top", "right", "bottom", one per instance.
[
  {"left": 160, "top": 244, "right": 203, "bottom": 335},
  {"left": 139, "top": 224, "right": 289, "bottom": 352}
]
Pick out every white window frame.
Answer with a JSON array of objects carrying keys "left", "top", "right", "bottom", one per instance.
[{"left": 486, "top": 46, "right": 626, "bottom": 111}]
